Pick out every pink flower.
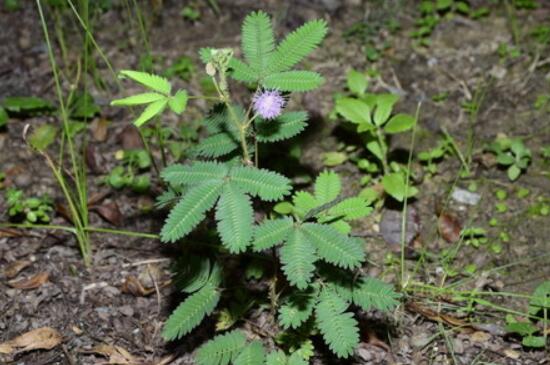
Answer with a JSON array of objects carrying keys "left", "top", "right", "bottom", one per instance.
[{"left": 253, "top": 90, "right": 285, "bottom": 119}]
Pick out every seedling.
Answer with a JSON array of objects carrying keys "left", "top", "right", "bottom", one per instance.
[
  {"left": 460, "top": 227, "right": 487, "bottom": 248},
  {"left": 417, "top": 138, "right": 452, "bottom": 175},
  {"left": 5, "top": 188, "right": 53, "bottom": 224},
  {"left": 335, "top": 69, "right": 417, "bottom": 202},
  {"left": 105, "top": 149, "right": 152, "bottom": 193},
  {"left": 488, "top": 137, "right": 531, "bottom": 181}
]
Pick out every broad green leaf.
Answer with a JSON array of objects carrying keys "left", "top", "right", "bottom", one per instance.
[
  {"left": 323, "top": 152, "right": 347, "bottom": 166},
  {"left": 0, "top": 106, "right": 8, "bottom": 128},
  {"left": 29, "top": 124, "right": 57, "bottom": 151},
  {"left": 373, "top": 94, "right": 399, "bottom": 126},
  {"left": 346, "top": 69, "right": 367, "bottom": 96},
  {"left": 119, "top": 70, "right": 172, "bottom": 95},
  {"left": 133, "top": 99, "right": 168, "bottom": 127},
  {"left": 507, "top": 165, "right": 521, "bottom": 181},
  {"left": 382, "top": 173, "right": 416, "bottom": 202},
  {"left": 111, "top": 92, "right": 166, "bottom": 106},
  {"left": 335, "top": 97, "right": 371, "bottom": 125},
  {"left": 529, "top": 280, "right": 550, "bottom": 316},
  {"left": 522, "top": 336, "right": 546, "bottom": 348},
  {"left": 2, "top": 96, "right": 54, "bottom": 114},
  {"left": 384, "top": 113, "right": 415, "bottom": 134},
  {"left": 366, "top": 140, "right": 384, "bottom": 162},
  {"left": 169, "top": 89, "right": 188, "bottom": 114}
]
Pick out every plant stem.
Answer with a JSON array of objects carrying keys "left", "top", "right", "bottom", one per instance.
[{"left": 376, "top": 127, "right": 389, "bottom": 174}]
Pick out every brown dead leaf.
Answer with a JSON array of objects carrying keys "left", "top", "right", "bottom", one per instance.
[
  {"left": 91, "top": 118, "right": 109, "bottom": 142},
  {"left": 406, "top": 302, "right": 469, "bottom": 328},
  {"left": 119, "top": 125, "right": 143, "bottom": 150},
  {"left": 90, "top": 344, "right": 140, "bottom": 365},
  {"left": 503, "top": 348, "right": 520, "bottom": 359},
  {"left": 0, "top": 327, "right": 62, "bottom": 354},
  {"left": 438, "top": 212, "right": 462, "bottom": 243},
  {"left": 8, "top": 272, "right": 49, "bottom": 289},
  {"left": 3, "top": 260, "right": 32, "bottom": 279},
  {"left": 87, "top": 191, "right": 110, "bottom": 206},
  {"left": 470, "top": 330, "right": 491, "bottom": 343},
  {"left": 90, "top": 201, "right": 123, "bottom": 226},
  {"left": 85, "top": 144, "right": 103, "bottom": 174},
  {"left": 0, "top": 228, "right": 24, "bottom": 238},
  {"left": 121, "top": 275, "right": 154, "bottom": 296}
]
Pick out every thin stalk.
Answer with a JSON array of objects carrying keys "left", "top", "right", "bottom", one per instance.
[
  {"left": 400, "top": 103, "right": 421, "bottom": 289},
  {"left": 376, "top": 127, "right": 389, "bottom": 174},
  {"left": 37, "top": 0, "right": 91, "bottom": 265}
]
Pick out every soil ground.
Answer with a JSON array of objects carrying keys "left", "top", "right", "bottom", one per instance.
[{"left": 0, "top": 1, "right": 549, "bottom": 364}]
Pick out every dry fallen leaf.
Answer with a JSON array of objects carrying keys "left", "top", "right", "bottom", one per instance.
[
  {"left": 470, "top": 330, "right": 491, "bottom": 343},
  {"left": 8, "top": 272, "right": 49, "bottom": 289},
  {"left": 438, "top": 212, "right": 462, "bottom": 243},
  {"left": 89, "top": 344, "right": 140, "bottom": 365},
  {"left": 119, "top": 124, "right": 143, "bottom": 150},
  {"left": 85, "top": 144, "right": 103, "bottom": 174},
  {"left": 0, "top": 327, "right": 62, "bottom": 354},
  {"left": 121, "top": 275, "right": 154, "bottom": 297},
  {"left": 90, "top": 201, "right": 123, "bottom": 226},
  {"left": 3, "top": 260, "right": 32, "bottom": 279},
  {"left": 503, "top": 348, "right": 520, "bottom": 359},
  {"left": 0, "top": 228, "right": 24, "bottom": 238},
  {"left": 91, "top": 118, "right": 109, "bottom": 142}
]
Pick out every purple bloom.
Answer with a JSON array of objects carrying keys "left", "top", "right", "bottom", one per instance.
[{"left": 253, "top": 90, "right": 285, "bottom": 120}]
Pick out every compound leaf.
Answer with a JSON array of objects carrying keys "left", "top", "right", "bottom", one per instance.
[
  {"left": 278, "top": 289, "right": 318, "bottom": 329},
  {"left": 216, "top": 183, "right": 254, "bottom": 253},
  {"left": 119, "top": 70, "right": 171, "bottom": 95},
  {"left": 280, "top": 228, "right": 317, "bottom": 290},
  {"left": 263, "top": 71, "right": 324, "bottom": 92},
  {"left": 233, "top": 340, "right": 266, "bottom": 365},
  {"left": 192, "top": 132, "right": 239, "bottom": 158},
  {"left": 133, "top": 99, "right": 167, "bottom": 127},
  {"left": 352, "top": 277, "right": 401, "bottom": 312},
  {"left": 241, "top": 11, "right": 274, "bottom": 76},
  {"left": 314, "top": 170, "right": 341, "bottom": 205},
  {"left": 229, "top": 166, "right": 291, "bottom": 201},
  {"left": 256, "top": 111, "right": 308, "bottom": 143},
  {"left": 161, "top": 180, "right": 224, "bottom": 242},
  {"left": 252, "top": 217, "right": 294, "bottom": 251},
  {"left": 111, "top": 92, "right": 166, "bottom": 106},
  {"left": 196, "top": 330, "right": 247, "bottom": 365},
  {"left": 162, "top": 161, "right": 228, "bottom": 186}
]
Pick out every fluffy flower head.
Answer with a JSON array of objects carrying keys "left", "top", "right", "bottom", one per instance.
[{"left": 253, "top": 90, "right": 285, "bottom": 120}]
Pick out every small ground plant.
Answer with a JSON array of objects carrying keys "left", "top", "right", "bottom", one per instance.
[
  {"left": 112, "top": 11, "right": 400, "bottom": 362},
  {"left": 5, "top": 188, "right": 53, "bottom": 224}
]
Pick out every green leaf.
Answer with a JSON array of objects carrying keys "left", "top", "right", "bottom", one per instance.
[
  {"left": 29, "top": 124, "right": 57, "bottom": 151},
  {"left": 192, "top": 132, "right": 239, "bottom": 158},
  {"left": 373, "top": 94, "right": 399, "bottom": 126},
  {"left": 162, "top": 161, "right": 228, "bottom": 186},
  {"left": 505, "top": 321, "right": 538, "bottom": 336},
  {"left": 119, "top": 70, "right": 172, "bottom": 95},
  {"left": 161, "top": 180, "right": 224, "bottom": 242},
  {"left": 195, "top": 330, "right": 247, "bottom": 365},
  {"left": 316, "top": 289, "right": 359, "bottom": 358},
  {"left": 265, "top": 351, "right": 287, "bottom": 365},
  {"left": 2, "top": 96, "right": 54, "bottom": 114},
  {"left": 352, "top": 277, "right": 401, "bottom": 311},
  {"left": 229, "top": 58, "right": 259, "bottom": 82},
  {"left": 229, "top": 166, "right": 291, "bottom": 201},
  {"left": 162, "top": 282, "right": 220, "bottom": 340},
  {"left": 133, "top": 99, "right": 168, "bottom": 127},
  {"left": 256, "top": 111, "right": 308, "bottom": 143},
  {"left": 292, "top": 191, "right": 317, "bottom": 218},
  {"left": 111, "top": 92, "right": 166, "bottom": 106},
  {"left": 314, "top": 170, "right": 341, "bottom": 205},
  {"left": 233, "top": 340, "right": 266, "bottom": 365},
  {"left": 382, "top": 173, "right": 416, "bottom": 202},
  {"left": 199, "top": 47, "right": 214, "bottom": 64},
  {"left": 323, "top": 152, "right": 347, "bottom": 167},
  {"left": 302, "top": 223, "right": 364, "bottom": 269},
  {"left": 335, "top": 97, "right": 371, "bottom": 125},
  {"left": 328, "top": 197, "right": 372, "bottom": 220},
  {"left": 169, "top": 89, "right": 188, "bottom": 114},
  {"left": 278, "top": 289, "right": 318, "bottom": 329},
  {"left": 507, "top": 164, "right": 521, "bottom": 181},
  {"left": 241, "top": 11, "right": 274, "bottom": 76},
  {"left": 528, "top": 280, "right": 550, "bottom": 316},
  {"left": 252, "top": 217, "right": 294, "bottom": 251},
  {"left": 263, "top": 71, "right": 325, "bottom": 92},
  {"left": 267, "top": 19, "right": 328, "bottom": 73},
  {"left": 173, "top": 255, "right": 212, "bottom": 293},
  {"left": 216, "top": 183, "right": 254, "bottom": 253},
  {"left": 0, "top": 106, "right": 8, "bottom": 128},
  {"left": 366, "top": 140, "right": 384, "bottom": 162},
  {"left": 522, "top": 336, "right": 546, "bottom": 348},
  {"left": 281, "top": 228, "right": 317, "bottom": 290},
  {"left": 346, "top": 69, "right": 367, "bottom": 96},
  {"left": 384, "top": 113, "right": 415, "bottom": 134}
]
